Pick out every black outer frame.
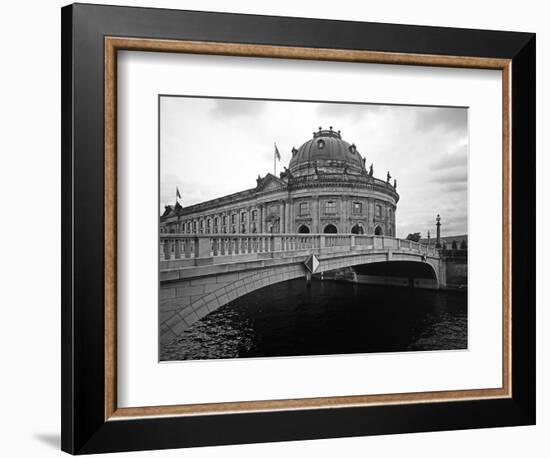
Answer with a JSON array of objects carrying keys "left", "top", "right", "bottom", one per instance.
[{"left": 61, "top": 3, "right": 535, "bottom": 454}]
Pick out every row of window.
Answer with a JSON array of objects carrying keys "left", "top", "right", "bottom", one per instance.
[
  {"left": 174, "top": 209, "right": 260, "bottom": 232},
  {"left": 298, "top": 201, "right": 393, "bottom": 218},
  {"left": 162, "top": 223, "right": 260, "bottom": 234},
  {"left": 162, "top": 223, "right": 394, "bottom": 236},
  {"left": 297, "top": 223, "right": 393, "bottom": 236},
  {"left": 163, "top": 202, "right": 394, "bottom": 233}
]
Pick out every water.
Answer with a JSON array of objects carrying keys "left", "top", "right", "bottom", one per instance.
[{"left": 161, "top": 280, "right": 467, "bottom": 361}]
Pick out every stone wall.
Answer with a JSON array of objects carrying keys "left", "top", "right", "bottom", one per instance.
[{"left": 442, "top": 251, "right": 468, "bottom": 289}]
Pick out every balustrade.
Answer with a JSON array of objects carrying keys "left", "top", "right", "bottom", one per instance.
[{"left": 159, "top": 233, "right": 438, "bottom": 261}]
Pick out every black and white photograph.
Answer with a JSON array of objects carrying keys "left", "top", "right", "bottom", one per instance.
[
  {"left": 0, "top": 0, "right": 541, "bottom": 456},
  {"left": 159, "top": 96, "right": 468, "bottom": 361}
]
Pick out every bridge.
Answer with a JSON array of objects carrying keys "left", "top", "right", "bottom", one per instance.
[{"left": 159, "top": 233, "right": 444, "bottom": 346}]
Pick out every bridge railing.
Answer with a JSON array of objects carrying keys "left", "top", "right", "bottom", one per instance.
[{"left": 160, "top": 233, "right": 438, "bottom": 261}]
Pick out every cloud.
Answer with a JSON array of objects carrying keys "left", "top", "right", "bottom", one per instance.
[
  {"left": 211, "top": 98, "right": 266, "bottom": 118},
  {"left": 315, "top": 102, "right": 385, "bottom": 120},
  {"left": 443, "top": 182, "right": 468, "bottom": 192},
  {"left": 414, "top": 107, "right": 468, "bottom": 134},
  {"left": 430, "top": 143, "right": 468, "bottom": 171},
  {"left": 431, "top": 168, "right": 467, "bottom": 184},
  {"left": 437, "top": 214, "right": 468, "bottom": 236}
]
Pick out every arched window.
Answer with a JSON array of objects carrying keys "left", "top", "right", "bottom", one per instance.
[
  {"left": 374, "top": 225, "right": 383, "bottom": 236},
  {"left": 324, "top": 224, "right": 337, "bottom": 234},
  {"left": 298, "top": 224, "right": 310, "bottom": 234},
  {"left": 351, "top": 224, "right": 364, "bottom": 234}
]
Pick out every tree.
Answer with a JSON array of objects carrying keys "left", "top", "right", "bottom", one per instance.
[
  {"left": 452, "top": 240, "right": 458, "bottom": 250},
  {"left": 406, "top": 232, "right": 421, "bottom": 242},
  {"left": 460, "top": 239, "right": 467, "bottom": 250}
]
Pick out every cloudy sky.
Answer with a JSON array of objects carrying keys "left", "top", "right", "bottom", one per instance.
[{"left": 160, "top": 96, "right": 468, "bottom": 238}]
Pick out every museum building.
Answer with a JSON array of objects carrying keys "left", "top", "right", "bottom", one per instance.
[{"left": 160, "top": 127, "right": 399, "bottom": 236}]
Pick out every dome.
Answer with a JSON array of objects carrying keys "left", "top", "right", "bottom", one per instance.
[{"left": 289, "top": 127, "right": 364, "bottom": 173}]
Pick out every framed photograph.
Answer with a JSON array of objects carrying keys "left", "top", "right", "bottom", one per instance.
[{"left": 61, "top": 3, "right": 535, "bottom": 454}]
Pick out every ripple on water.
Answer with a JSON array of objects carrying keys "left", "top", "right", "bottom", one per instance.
[{"left": 160, "top": 280, "right": 467, "bottom": 361}]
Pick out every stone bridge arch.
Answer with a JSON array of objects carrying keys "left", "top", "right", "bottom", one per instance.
[
  {"left": 350, "top": 259, "right": 439, "bottom": 288},
  {"left": 160, "top": 250, "right": 442, "bottom": 346},
  {"left": 160, "top": 262, "right": 308, "bottom": 346}
]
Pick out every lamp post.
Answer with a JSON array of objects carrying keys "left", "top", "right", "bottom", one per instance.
[{"left": 435, "top": 214, "right": 441, "bottom": 248}]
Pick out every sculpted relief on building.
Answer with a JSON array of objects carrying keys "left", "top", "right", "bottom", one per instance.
[{"left": 160, "top": 127, "right": 399, "bottom": 236}]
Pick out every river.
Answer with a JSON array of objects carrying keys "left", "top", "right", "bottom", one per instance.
[{"left": 160, "top": 279, "right": 467, "bottom": 361}]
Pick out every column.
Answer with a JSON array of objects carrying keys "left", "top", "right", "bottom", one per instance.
[
  {"left": 342, "top": 196, "right": 348, "bottom": 232},
  {"left": 259, "top": 204, "right": 264, "bottom": 233},
  {"left": 313, "top": 196, "right": 320, "bottom": 233},
  {"left": 292, "top": 200, "right": 295, "bottom": 233},
  {"left": 285, "top": 199, "right": 291, "bottom": 233},
  {"left": 366, "top": 199, "right": 370, "bottom": 231},
  {"left": 281, "top": 200, "right": 286, "bottom": 234},
  {"left": 368, "top": 199, "right": 375, "bottom": 234}
]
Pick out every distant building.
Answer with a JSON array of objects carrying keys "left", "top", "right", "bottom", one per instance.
[
  {"left": 421, "top": 234, "right": 468, "bottom": 250},
  {"left": 160, "top": 127, "right": 399, "bottom": 236}
]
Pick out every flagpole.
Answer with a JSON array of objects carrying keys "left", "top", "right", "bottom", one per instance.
[{"left": 273, "top": 142, "right": 280, "bottom": 176}]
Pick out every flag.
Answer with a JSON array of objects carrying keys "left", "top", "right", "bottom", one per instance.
[
  {"left": 176, "top": 187, "right": 181, "bottom": 200},
  {"left": 274, "top": 143, "right": 281, "bottom": 161}
]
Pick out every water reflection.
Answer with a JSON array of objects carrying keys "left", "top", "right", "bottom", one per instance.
[{"left": 161, "top": 279, "right": 467, "bottom": 361}]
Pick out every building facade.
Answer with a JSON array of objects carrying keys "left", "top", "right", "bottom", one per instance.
[{"left": 160, "top": 127, "right": 399, "bottom": 236}]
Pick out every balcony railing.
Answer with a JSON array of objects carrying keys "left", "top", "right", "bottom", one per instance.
[{"left": 160, "top": 233, "right": 438, "bottom": 261}]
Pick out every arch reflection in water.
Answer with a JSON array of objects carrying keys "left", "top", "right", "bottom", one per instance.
[{"left": 160, "top": 278, "right": 467, "bottom": 361}]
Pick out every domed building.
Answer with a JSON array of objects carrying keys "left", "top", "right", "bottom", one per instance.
[{"left": 160, "top": 127, "right": 399, "bottom": 236}]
